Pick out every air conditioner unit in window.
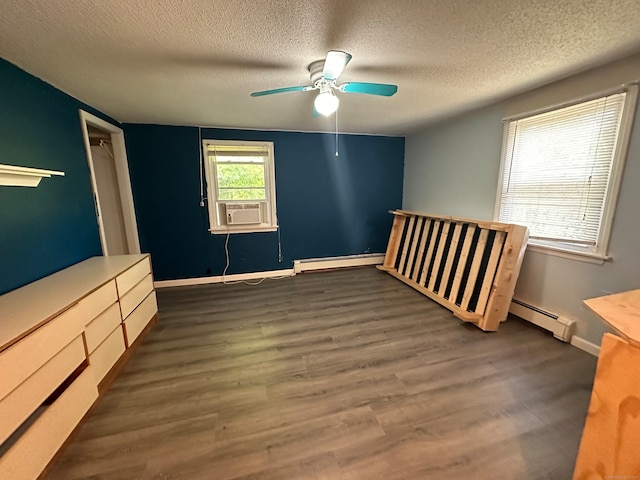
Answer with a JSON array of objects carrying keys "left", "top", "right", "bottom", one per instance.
[{"left": 225, "top": 203, "right": 262, "bottom": 225}]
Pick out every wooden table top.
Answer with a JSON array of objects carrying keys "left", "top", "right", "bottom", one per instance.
[{"left": 584, "top": 289, "right": 640, "bottom": 346}]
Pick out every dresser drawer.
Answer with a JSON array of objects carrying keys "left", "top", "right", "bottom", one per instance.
[
  {"left": 84, "top": 302, "right": 122, "bottom": 354},
  {"left": 0, "top": 281, "right": 117, "bottom": 401},
  {"left": 0, "top": 305, "right": 85, "bottom": 402},
  {"left": 89, "top": 326, "right": 125, "bottom": 384},
  {"left": 78, "top": 280, "right": 118, "bottom": 324},
  {"left": 0, "top": 367, "right": 98, "bottom": 480},
  {"left": 120, "top": 274, "right": 154, "bottom": 320},
  {"left": 116, "top": 257, "right": 151, "bottom": 297},
  {"left": 124, "top": 291, "right": 157, "bottom": 346},
  {"left": 0, "top": 335, "right": 85, "bottom": 446}
]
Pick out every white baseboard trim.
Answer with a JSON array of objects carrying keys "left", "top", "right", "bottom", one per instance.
[
  {"left": 155, "top": 254, "right": 385, "bottom": 288},
  {"left": 155, "top": 268, "right": 295, "bottom": 288},
  {"left": 570, "top": 336, "right": 600, "bottom": 357},
  {"left": 294, "top": 253, "right": 385, "bottom": 273}
]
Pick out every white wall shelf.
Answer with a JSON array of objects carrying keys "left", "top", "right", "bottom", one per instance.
[{"left": 0, "top": 164, "right": 65, "bottom": 187}]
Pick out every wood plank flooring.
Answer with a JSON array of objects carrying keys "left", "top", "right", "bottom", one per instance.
[{"left": 46, "top": 267, "right": 597, "bottom": 479}]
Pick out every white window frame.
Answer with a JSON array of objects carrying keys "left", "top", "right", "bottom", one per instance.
[
  {"left": 494, "top": 84, "right": 638, "bottom": 263},
  {"left": 203, "top": 139, "right": 278, "bottom": 234}
]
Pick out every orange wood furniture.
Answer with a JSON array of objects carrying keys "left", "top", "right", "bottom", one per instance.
[
  {"left": 378, "top": 210, "right": 529, "bottom": 331},
  {"left": 573, "top": 289, "right": 640, "bottom": 478}
]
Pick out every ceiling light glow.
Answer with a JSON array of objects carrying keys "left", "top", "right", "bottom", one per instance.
[{"left": 314, "top": 91, "right": 339, "bottom": 116}]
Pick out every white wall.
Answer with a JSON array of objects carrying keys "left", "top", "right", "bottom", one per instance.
[{"left": 404, "top": 52, "right": 640, "bottom": 346}]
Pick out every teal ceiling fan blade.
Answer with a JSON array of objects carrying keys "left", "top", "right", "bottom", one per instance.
[
  {"left": 323, "top": 51, "right": 352, "bottom": 81},
  {"left": 339, "top": 82, "right": 398, "bottom": 96},
  {"left": 250, "top": 86, "right": 309, "bottom": 97}
]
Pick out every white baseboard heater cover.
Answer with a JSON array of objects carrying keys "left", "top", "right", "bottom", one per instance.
[
  {"left": 294, "top": 254, "right": 385, "bottom": 273},
  {"left": 510, "top": 298, "right": 576, "bottom": 342}
]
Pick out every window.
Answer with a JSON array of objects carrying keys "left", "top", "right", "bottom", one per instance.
[
  {"left": 496, "top": 85, "right": 638, "bottom": 260},
  {"left": 203, "top": 140, "right": 277, "bottom": 234}
]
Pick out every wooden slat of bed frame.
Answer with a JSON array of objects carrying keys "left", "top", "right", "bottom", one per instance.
[{"left": 379, "top": 211, "right": 528, "bottom": 332}]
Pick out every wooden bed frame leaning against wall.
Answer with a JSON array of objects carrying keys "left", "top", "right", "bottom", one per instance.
[{"left": 377, "top": 210, "right": 529, "bottom": 332}]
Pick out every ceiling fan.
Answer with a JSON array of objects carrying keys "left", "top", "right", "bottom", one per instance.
[{"left": 250, "top": 51, "right": 398, "bottom": 116}]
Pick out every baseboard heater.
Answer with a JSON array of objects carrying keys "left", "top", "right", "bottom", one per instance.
[
  {"left": 294, "top": 253, "right": 385, "bottom": 273},
  {"left": 509, "top": 298, "right": 576, "bottom": 342}
]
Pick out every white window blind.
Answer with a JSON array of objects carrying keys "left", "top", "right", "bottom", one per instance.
[{"left": 498, "top": 91, "right": 628, "bottom": 252}]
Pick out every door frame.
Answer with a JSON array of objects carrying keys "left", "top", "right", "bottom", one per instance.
[{"left": 79, "top": 110, "right": 141, "bottom": 255}]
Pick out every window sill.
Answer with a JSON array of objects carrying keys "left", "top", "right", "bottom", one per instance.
[
  {"left": 526, "top": 242, "right": 609, "bottom": 265},
  {"left": 209, "top": 225, "right": 278, "bottom": 235}
]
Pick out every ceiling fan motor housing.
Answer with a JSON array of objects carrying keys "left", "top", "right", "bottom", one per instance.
[{"left": 308, "top": 60, "right": 329, "bottom": 87}]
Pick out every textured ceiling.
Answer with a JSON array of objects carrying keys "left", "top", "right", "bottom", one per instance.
[{"left": 2, "top": 0, "right": 640, "bottom": 135}]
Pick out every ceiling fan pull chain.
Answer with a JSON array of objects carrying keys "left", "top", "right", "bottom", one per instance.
[{"left": 335, "top": 108, "right": 339, "bottom": 157}]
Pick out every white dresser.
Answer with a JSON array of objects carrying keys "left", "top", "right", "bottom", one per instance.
[{"left": 0, "top": 254, "right": 158, "bottom": 480}]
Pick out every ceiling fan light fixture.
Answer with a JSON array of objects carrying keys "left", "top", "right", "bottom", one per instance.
[{"left": 314, "top": 91, "right": 339, "bottom": 116}]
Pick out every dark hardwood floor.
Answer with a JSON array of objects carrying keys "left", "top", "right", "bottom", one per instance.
[{"left": 46, "top": 267, "right": 597, "bottom": 479}]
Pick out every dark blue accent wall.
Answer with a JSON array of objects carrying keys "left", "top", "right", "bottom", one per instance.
[
  {"left": 0, "top": 58, "right": 115, "bottom": 295},
  {"left": 123, "top": 125, "right": 404, "bottom": 281}
]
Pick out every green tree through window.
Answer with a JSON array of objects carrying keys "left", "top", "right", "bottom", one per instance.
[{"left": 217, "top": 162, "right": 266, "bottom": 200}]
